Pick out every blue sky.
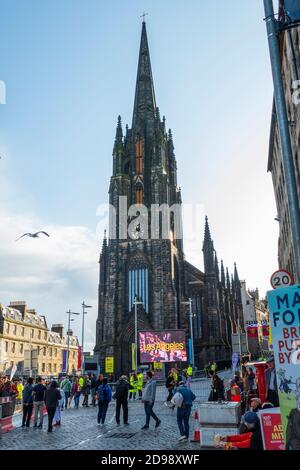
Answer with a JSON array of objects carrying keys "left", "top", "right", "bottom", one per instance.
[{"left": 0, "top": 0, "right": 279, "bottom": 350}]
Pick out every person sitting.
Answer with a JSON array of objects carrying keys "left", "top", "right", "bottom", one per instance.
[{"left": 217, "top": 411, "right": 263, "bottom": 450}]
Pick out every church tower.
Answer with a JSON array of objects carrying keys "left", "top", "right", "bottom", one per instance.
[{"left": 94, "top": 22, "right": 187, "bottom": 374}]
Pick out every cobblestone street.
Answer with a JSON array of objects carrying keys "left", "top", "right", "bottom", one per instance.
[{"left": 0, "top": 400, "right": 201, "bottom": 451}]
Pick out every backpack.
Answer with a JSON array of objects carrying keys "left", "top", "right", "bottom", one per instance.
[
  {"left": 171, "top": 391, "right": 184, "bottom": 408},
  {"left": 97, "top": 384, "right": 106, "bottom": 402}
]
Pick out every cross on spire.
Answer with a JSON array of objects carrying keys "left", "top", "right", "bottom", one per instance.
[{"left": 141, "top": 12, "right": 148, "bottom": 22}]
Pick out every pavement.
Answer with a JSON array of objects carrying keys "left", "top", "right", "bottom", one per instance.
[{"left": 0, "top": 371, "right": 232, "bottom": 450}]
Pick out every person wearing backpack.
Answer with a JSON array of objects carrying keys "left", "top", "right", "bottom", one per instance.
[
  {"left": 175, "top": 380, "right": 196, "bottom": 442},
  {"left": 60, "top": 376, "right": 72, "bottom": 409},
  {"left": 97, "top": 377, "right": 112, "bottom": 425}
]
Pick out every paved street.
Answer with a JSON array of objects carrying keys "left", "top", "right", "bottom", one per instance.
[{"left": 0, "top": 374, "right": 233, "bottom": 450}]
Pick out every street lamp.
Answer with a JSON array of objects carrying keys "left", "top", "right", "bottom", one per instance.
[
  {"left": 81, "top": 302, "right": 93, "bottom": 373},
  {"left": 133, "top": 297, "right": 143, "bottom": 374},
  {"left": 66, "top": 310, "right": 80, "bottom": 374},
  {"left": 182, "top": 298, "right": 195, "bottom": 367}
]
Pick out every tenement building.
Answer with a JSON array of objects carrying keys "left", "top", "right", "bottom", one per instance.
[
  {"left": 268, "top": 3, "right": 300, "bottom": 278},
  {"left": 94, "top": 22, "right": 245, "bottom": 373},
  {"left": 0, "top": 301, "right": 79, "bottom": 376}
]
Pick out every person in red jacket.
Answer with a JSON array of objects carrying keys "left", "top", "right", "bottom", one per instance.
[{"left": 216, "top": 412, "right": 263, "bottom": 450}]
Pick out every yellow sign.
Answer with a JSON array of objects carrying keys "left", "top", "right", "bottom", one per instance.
[
  {"left": 132, "top": 343, "right": 136, "bottom": 371},
  {"left": 105, "top": 357, "right": 114, "bottom": 373}
]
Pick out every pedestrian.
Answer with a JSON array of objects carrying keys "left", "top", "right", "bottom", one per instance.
[
  {"left": 248, "top": 367, "right": 256, "bottom": 391},
  {"left": 208, "top": 371, "right": 225, "bottom": 402},
  {"left": 265, "top": 357, "right": 279, "bottom": 407},
  {"left": 217, "top": 411, "right": 263, "bottom": 450},
  {"left": 60, "top": 375, "right": 72, "bottom": 409},
  {"left": 175, "top": 380, "right": 196, "bottom": 442},
  {"left": 22, "top": 377, "right": 34, "bottom": 428},
  {"left": 82, "top": 375, "right": 91, "bottom": 407},
  {"left": 54, "top": 386, "right": 65, "bottom": 426},
  {"left": 229, "top": 379, "right": 241, "bottom": 403},
  {"left": 129, "top": 373, "right": 138, "bottom": 400},
  {"left": 114, "top": 375, "right": 129, "bottom": 426},
  {"left": 44, "top": 380, "right": 61, "bottom": 432},
  {"left": 71, "top": 377, "right": 81, "bottom": 409},
  {"left": 97, "top": 377, "right": 112, "bottom": 425},
  {"left": 137, "top": 371, "right": 144, "bottom": 400},
  {"left": 141, "top": 371, "right": 161, "bottom": 430},
  {"left": 91, "top": 373, "right": 97, "bottom": 406},
  {"left": 16, "top": 379, "right": 24, "bottom": 405},
  {"left": 33, "top": 376, "right": 46, "bottom": 428},
  {"left": 165, "top": 370, "right": 176, "bottom": 407}
]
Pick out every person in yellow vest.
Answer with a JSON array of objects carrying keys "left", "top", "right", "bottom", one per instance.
[
  {"left": 137, "top": 371, "right": 143, "bottom": 400},
  {"left": 172, "top": 368, "right": 178, "bottom": 386},
  {"left": 17, "top": 379, "right": 24, "bottom": 404},
  {"left": 129, "top": 373, "right": 138, "bottom": 400},
  {"left": 187, "top": 365, "right": 193, "bottom": 378}
]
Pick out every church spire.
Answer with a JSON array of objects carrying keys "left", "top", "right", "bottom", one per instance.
[
  {"left": 132, "top": 21, "right": 156, "bottom": 131},
  {"left": 203, "top": 216, "right": 215, "bottom": 274}
]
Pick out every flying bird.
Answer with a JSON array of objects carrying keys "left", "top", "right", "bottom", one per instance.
[{"left": 15, "top": 231, "right": 50, "bottom": 242}]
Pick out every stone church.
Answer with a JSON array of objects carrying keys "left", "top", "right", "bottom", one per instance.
[{"left": 94, "top": 22, "right": 244, "bottom": 374}]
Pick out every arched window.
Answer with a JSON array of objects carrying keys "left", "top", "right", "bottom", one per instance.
[
  {"left": 136, "top": 183, "right": 143, "bottom": 205},
  {"left": 128, "top": 267, "right": 149, "bottom": 313}
]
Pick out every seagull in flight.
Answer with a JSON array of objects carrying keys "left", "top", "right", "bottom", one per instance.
[{"left": 15, "top": 231, "right": 50, "bottom": 242}]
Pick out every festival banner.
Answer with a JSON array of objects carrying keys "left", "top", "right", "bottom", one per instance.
[
  {"left": 246, "top": 321, "right": 258, "bottom": 338},
  {"left": 261, "top": 320, "right": 269, "bottom": 337},
  {"left": 132, "top": 343, "right": 136, "bottom": 371},
  {"left": 62, "top": 349, "right": 67, "bottom": 373},
  {"left": 267, "top": 285, "right": 300, "bottom": 450},
  {"left": 77, "top": 346, "right": 82, "bottom": 370},
  {"left": 258, "top": 408, "right": 285, "bottom": 450}
]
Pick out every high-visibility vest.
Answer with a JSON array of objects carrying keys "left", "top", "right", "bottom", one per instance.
[
  {"left": 137, "top": 373, "right": 143, "bottom": 390},
  {"left": 17, "top": 383, "right": 24, "bottom": 400},
  {"left": 187, "top": 367, "right": 193, "bottom": 377}
]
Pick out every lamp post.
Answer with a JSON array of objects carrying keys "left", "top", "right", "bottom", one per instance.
[
  {"left": 182, "top": 299, "right": 195, "bottom": 367},
  {"left": 133, "top": 297, "right": 143, "bottom": 374},
  {"left": 81, "top": 302, "right": 92, "bottom": 373},
  {"left": 66, "top": 310, "right": 80, "bottom": 374}
]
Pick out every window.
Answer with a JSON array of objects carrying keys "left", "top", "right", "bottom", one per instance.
[
  {"left": 49, "top": 348, "right": 52, "bottom": 357},
  {"left": 54, "top": 364, "right": 57, "bottom": 373},
  {"left": 135, "top": 136, "right": 143, "bottom": 174},
  {"left": 19, "top": 343, "right": 23, "bottom": 354},
  {"left": 43, "top": 347, "right": 46, "bottom": 356},
  {"left": 128, "top": 267, "right": 149, "bottom": 313},
  {"left": 6, "top": 323, "right": 9, "bottom": 334},
  {"left": 73, "top": 351, "right": 75, "bottom": 359},
  {"left": 55, "top": 348, "right": 57, "bottom": 357},
  {"left": 31, "top": 329, "right": 34, "bottom": 339},
  {"left": 13, "top": 325, "right": 17, "bottom": 335},
  {"left": 44, "top": 332, "right": 47, "bottom": 340},
  {"left": 38, "top": 330, "right": 41, "bottom": 340},
  {"left": 48, "top": 364, "right": 52, "bottom": 373},
  {"left": 12, "top": 343, "right": 15, "bottom": 353},
  {"left": 21, "top": 327, "right": 25, "bottom": 337},
  {"left": 42, "top": 363, "right": 45, "bottom": 372},
  {"left": 136, "top": 184, "right": 143, "bottom": 205},
  {"left": 5, "top": 341, "right": 8, "bottom": 352},
  {"left": 246, "top": 300, "right": 250, "bottom": 305}
]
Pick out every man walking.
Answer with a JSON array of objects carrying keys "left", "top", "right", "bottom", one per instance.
[
  {"left": 33, "top": 376, "right": 46, "bottom": 428},
  {"left": 114, "top": 375, "right": 129, "bottom": 425},
  {"left": 60, "top": 375, "right": 72, "bottom": 409},
  {"left": 97, "top": 377, "right": 112, "bottom": 425},
  {"left": 176, "top": 380, "right": 196, "bottom": 441},
  {"left": 22, "top": 377, "right": 34, "bottom": 428},
  {"left": 44, "top": 380, "right": 61, "bottom": 432},
  {"left": 141, "top": 371, "right": 161, "bottom": 430}
]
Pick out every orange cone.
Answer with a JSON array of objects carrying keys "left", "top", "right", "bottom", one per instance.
[{"left": 190, "top": 409, "right": 201, "bottom": 443}]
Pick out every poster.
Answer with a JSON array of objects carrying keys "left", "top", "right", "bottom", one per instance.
[
  {"left": 105, "top": 357, "right": 114, "bottom": 373},
  {"left": 258, "top": 408, "right": 285, "bottom": 450},
  {"left": 267, "top": 285, "right": 300, "bottom": 449},
  {"left": 77, "top": 346, "right": 82, "bottom": 370},
  {"left": 62, "top": 349, "right": 67, "bottom": 373},
  {"left": 246, "top": 321, "right": 258, "bottom": 337}
]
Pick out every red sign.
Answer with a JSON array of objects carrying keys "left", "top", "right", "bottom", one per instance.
[
  {"left": 270, "top": 269, "right": 294, "bottom": 290},
  {"left": 77, "top": 346, "right": 82, "bottom": 370},
  {"left": 259, "top": 409, "right": 285, "bottom": 450}
]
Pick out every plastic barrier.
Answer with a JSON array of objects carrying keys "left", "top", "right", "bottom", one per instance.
[{"left": 190, "top": 409, "right": 201, "bottom": 443}]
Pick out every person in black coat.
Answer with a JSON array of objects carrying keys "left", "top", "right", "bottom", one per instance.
[
  {"left": 44, "top": 381, "right": 61, "bottom": 432},
  {"left": 208, "top": 371, "right": 225, "bottom": 402},
  {"left": 114, "top": 375, "right": 129, "bottom": 425}
]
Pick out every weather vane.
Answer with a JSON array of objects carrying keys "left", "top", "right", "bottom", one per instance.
[{"left": 141, "top": 12, "right": 148, "bottom": 22}]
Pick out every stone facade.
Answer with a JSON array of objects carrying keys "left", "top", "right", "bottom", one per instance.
[
  {"left": 268, "top": 11, "right": 300, "bottom": 278},
  {"left": 0, "top": 301, "right": 79, "bottom": 376},
  {"left": 94, "top": 22, "right": 245, "bottom": 373}
]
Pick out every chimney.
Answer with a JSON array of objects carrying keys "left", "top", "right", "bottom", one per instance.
[
  {"left": 51, "top": 324, "right": 64, "bottom": 338},
  {"left": 9, "top": 301, "right": 26, "bottom": 319}
]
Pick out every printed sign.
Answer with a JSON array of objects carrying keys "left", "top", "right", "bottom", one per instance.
[
  {"left": 259, "top": 408, "right": 285, "bottom": 450},
  {"left": 270, "top": 269, "right": 294, "bottom": 290},
  {"left": 105, "top": 357, "right": 114, "bottom": 373},
  {"left": 267, "top": 285, "right": 300, "bottom": 449}
]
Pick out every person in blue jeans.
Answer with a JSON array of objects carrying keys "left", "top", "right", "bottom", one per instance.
[
  {"left": 97, "top": 377, "right": 112, "bottom": 425},
  {"left": 176, "top": 381, "right": 196, "bottom": 441},
  {"left": 141, "top": 371, "right": 161, "bottom": 430}
]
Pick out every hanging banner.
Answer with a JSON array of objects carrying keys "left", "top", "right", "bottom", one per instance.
[
  {"left": 284, "top": 0, "right": 300, "bottom": 23},
  {"left": 246, "top": 321, "right": 258, "bottom": 338},
  {"left": 131, "top": 343, "right": 136, "bottom": 371},
  {"left": 259, "top": 408, "right": 285, "bottom": 450},
  {"left": 77, "top": 346, "right": 82, "bottom": 370},
  {"left": 10, "top": 365, "right": 17, "bottom": 381},
  {"left": 62, "top": 349, "right": 67, "bottom": 373},
  {"left": 261, "top": 320, "right": 269, "bottom": 337},
  {"left": 105, "top": 357, "right": 114, "bottom": 374},
  {"left": 267, "top": 285, "right": 300, "bottom": 450}
]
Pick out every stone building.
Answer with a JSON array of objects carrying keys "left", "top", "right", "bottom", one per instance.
[
  {"left": 0, "top": 301, "right": 79, "bottom": 376},
  {"left": 94, "top": 22, "right": 245, "bottom": 373},
  {"left": 268, "top": 4, "right": 300, "bottom": 278}
]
